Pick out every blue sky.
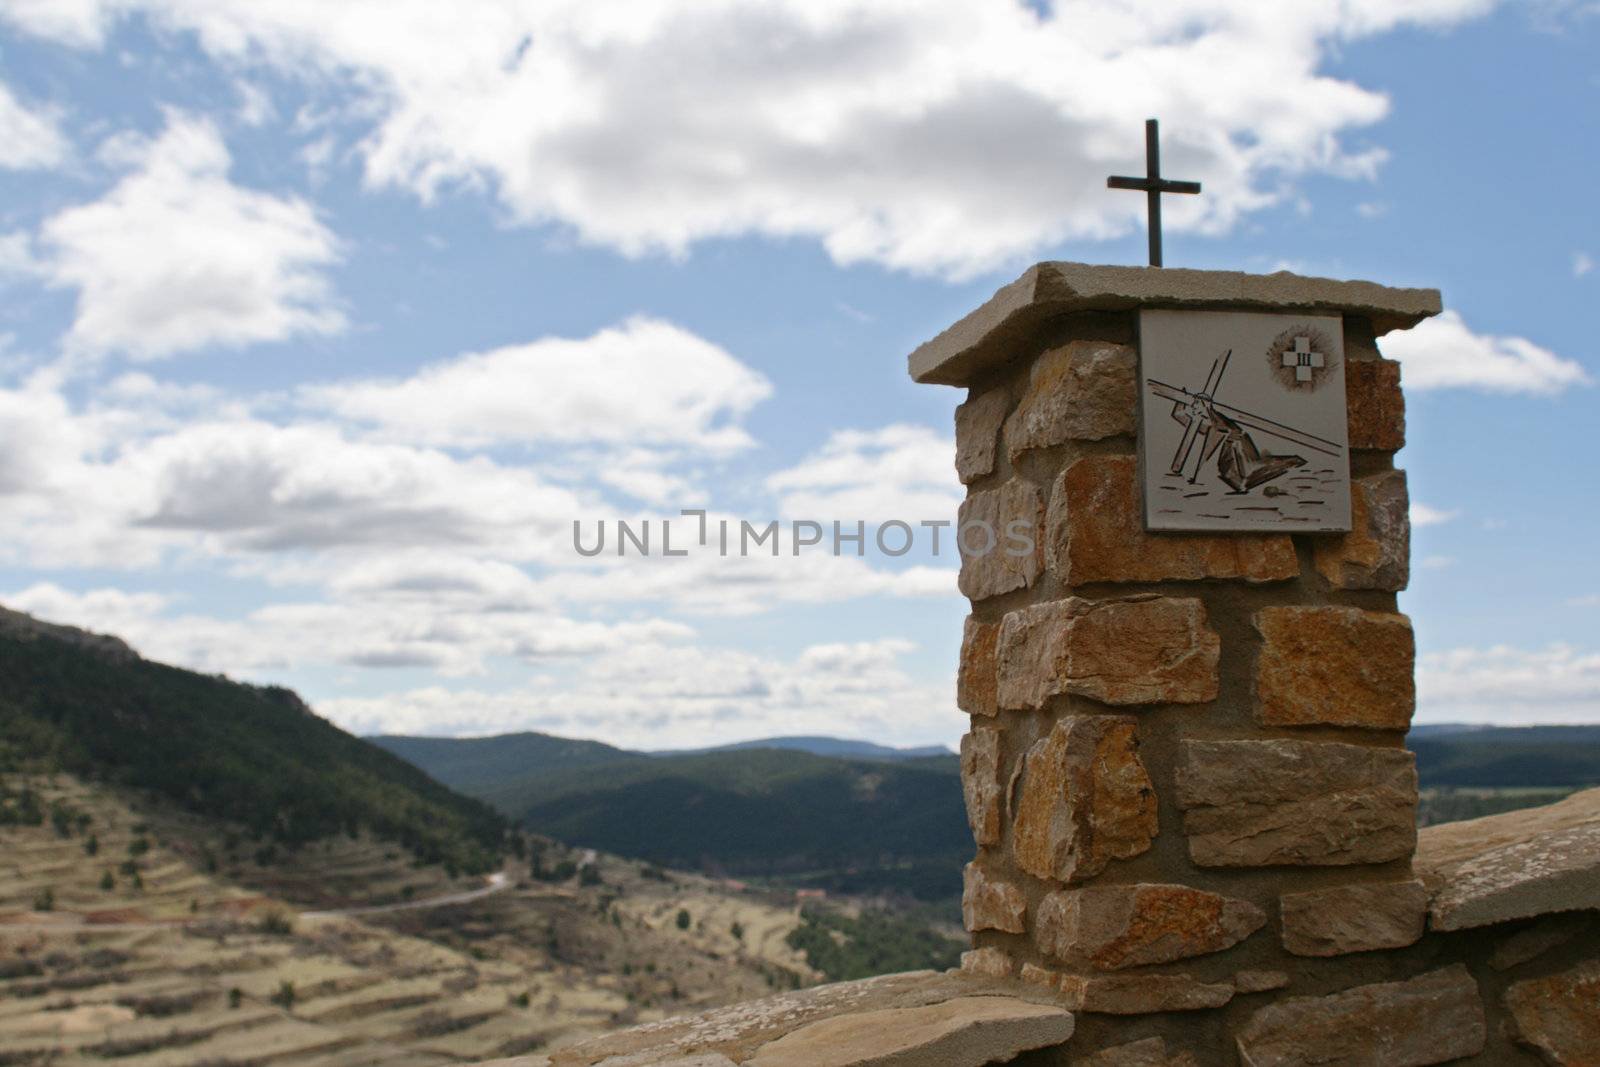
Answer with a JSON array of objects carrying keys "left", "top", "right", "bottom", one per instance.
[{"left": 0, "top": 1, "right": 1595, "bottom": 748}]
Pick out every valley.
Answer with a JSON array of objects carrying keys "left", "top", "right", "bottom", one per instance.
[
  {"left": 0, "top": 774, "right": 824, "bottom": 1065},
  {"left": 2, "top": 607, "right": 1592, "bottom": 1065}
]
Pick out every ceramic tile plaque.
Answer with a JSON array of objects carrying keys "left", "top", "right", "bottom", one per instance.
[{"left": 1138, "top": 309, "right": 1351, "bottom": 533}]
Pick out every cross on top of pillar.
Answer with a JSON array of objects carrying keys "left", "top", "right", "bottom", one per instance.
[
  {"left": 1282, "top": 335, "right": 1326, "bottom": 382},
  {"left": 1106, "top": 118, "right": 1201, "bottom": 268}
]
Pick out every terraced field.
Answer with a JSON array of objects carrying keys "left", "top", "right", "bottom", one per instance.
[
  {"left": 0, "top": 775, "right": 478, "bottom": 924},
  {"left": 0, "top": 775, "right": 817, "bottom": 1065}
]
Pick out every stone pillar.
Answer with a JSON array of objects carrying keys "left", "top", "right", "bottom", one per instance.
[{"left": 913, "top": 264, "right": 1441, "bottom": 1018}]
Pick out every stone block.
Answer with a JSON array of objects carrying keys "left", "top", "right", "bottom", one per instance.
[
  {"left": 955, "top": 387, "right": 1009, "bottom": 484},
  {"left": 998, "top": 596, "right": 1219, "bottom": 711},
  {"left": 960, "top": 728, "right": 1004, "bottom": 847},
  {"left": 1346, "top": 357, "right": 1406, "bottom": 451},
  {"left": 959, "top": 947, "right": 1016, "bottom": 979},
  {"left": 1255, "top": 606, "right": 1416, "bottom": 730},
  {"left": 1003, "top": 340, "right": 1136, "bottom": 458},
  {"left": 1021, "top": 967, "right": 1234, "bottom": 1015},
  {"left": 907, "top": 262, "right": 1439, "bottom": 386},
  {"left": 1233, "top": 971, "right": 1290, "bottom": 994},
  {"left": 1504, "top": 959, "right": 1600, "bottom": 1066},
  {"left": 956, "top": 617, "right": 1000, "bottom": 717},
  {"left": 746, "top": 994, "right": 1076, "bottom": 1067},
  {"left": 1314, "top": 469, "right": 1411, "bottom": 591},
  {"left": 541, "top": 969, "right": 1068, "bottom": 1066},
  {"left": 1072, "top": 1037, "right": 1199, "bottom": 1066},
  {"left": 1011, "top": 716, "right": 1157, "bottom": 884},
  {"left": 1176, "top": 739, "right": 1417, "bottom": 867},
  {"left": 1046, "top": 456, "right": 1298, "bottom": 585},
  {"left": 1280, "top": 880, "right": 1427, "bottom": 957},
  {"left": 1414, "top": 786, "right": 1600, "bottom": 931},
  {"left": 1235, "top": 965, "right": 1486, "bottom": 1067},
  {"left": 962, "top": 863, "right": 1026, "bottom": 933},
  {"left": 958, "top": 478, "right": 1043, "bottom": 602},
  {"left": 1035, "top": 884, "right": 1264, "bottom": 971}
]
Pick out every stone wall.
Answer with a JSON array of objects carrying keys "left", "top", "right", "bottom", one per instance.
[
  {"left": 929, "top": 265, "right": 1595, "bottom": 1064},
  {"left": 487, "top": 791, "right": 1600, "bottom": 1066}
]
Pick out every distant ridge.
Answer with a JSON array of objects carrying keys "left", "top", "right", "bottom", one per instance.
[
  {"left": 1407, "top": 723, "right": 1493, "bottom": 738},
  {"left": 370, "top": 731, "right": 636, "bottom": 791},
  {"left": 370, "top": 729, "right": 966, "bottom": 900},
  {"left": 655, "top": 736, "right": 955, "bottom": 761}
]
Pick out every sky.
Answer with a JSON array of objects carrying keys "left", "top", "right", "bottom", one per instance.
[{"left": 0, "top": 0, "right": 1596, "bottom": 750}]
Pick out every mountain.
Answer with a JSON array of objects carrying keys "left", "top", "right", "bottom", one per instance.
[
  {"left": 0, "top": 606, "right": 508, "bottom": 874},
  {"left": 1411, "top": 725, "right": 1600, "bottom": 789},
  {"left": 1406, "top": 723, "right": 1491, "bottom": 739},
  {"left": 514, "top": 747, "right": 967, "bottom": 900},
  {"left": 370, "top": 730, "right": 966, "bottom": 900},
  {"left": 372, "top": 731, "right": 636, "bottom": 791},
  {"left": 663, "top": 736, "right": 955, "bottom": 760}
]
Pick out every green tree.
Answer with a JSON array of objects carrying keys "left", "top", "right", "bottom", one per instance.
[{"left": 675, "top": 908, "right": 691, "bottom": 931}]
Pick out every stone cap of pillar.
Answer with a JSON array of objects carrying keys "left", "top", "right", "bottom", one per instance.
[{"left": 908, "top": 261, "right": 1442, "bottom": 386}]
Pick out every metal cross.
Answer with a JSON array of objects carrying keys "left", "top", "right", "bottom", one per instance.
[
  {"left": 1106, "top": 119, "right": 1201, "bottom": 268},
  {"left": 1282, "top": 335, "right": 1325, "bottom": 382}
]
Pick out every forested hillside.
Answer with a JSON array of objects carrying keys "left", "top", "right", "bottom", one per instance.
[
  {"left": 373, "top": 723, "right": 1600, "bottom": 899},
  {"left": 1412, "top": 726, "right": 1600, "bottom": 788},
  {"left": 372, "top": 733, "right": 968, "bottom": 900},
  {"left": 0, "top": 614, "right": 508, "bottom": 875}
]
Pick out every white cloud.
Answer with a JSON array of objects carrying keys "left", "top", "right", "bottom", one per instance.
[
  {"left": 34, "top": 112, "right": 343, "bottom": 359},
  {"left": 1355, "top": 201, "right": 1388, "bottom": 219},
  {"left": 1410, "top": 502, "right": 1459, "bottom": 527},
  {"left": 0, "top": 80, "right": 68, "bottom": 169},
  {"left": 0, "top": 350, "right": 956, "bottom": 619},
  {"left": 0, "top": 0, "right": 1497, "bottom": 278},
  {"left": 1418, "top": 554, "right": 1456, "bottom": 570},
  {"left": 0, "top": 356, "right": 958, "bottom": 666},
  {"left": 0, "top": 230, "right": 37, "bottom": 277},
  {"left": 1383, "top": 310, "right": 1591, "bottom": 395},
  {"left": 126, "top": 419, "right": 584, "bottom": 556},
  {"left": 306, "top": 317, "right": 771, "bottom": 454},
  {"left": 1567, "top": 594, "right": 1600, "bottom": 607},
  {"left": 0, "top": 0, "right": 107, "bottom": 47},
  {"left": 235, "top": 80, "right": 275, "bottom": 126},
  {"left": 3, "top": 583, "right": 171, "bottom": 641},
  {"left": 533, "top": 543, "right": 957, "bottom": 617},
  {"left": 1575, "top": 251, "right": 1595, "bottom": 277},
  {"left": 0, "top": 580, "right": 959, "bottom": 745},
  {"left": 1417, "top": 644, "right": 1600, "bottom": 725},
  {"left": 317, "top": 636, "right": 956, "bottom": 748},
  {"left": 5, "top": 579, "right": 694, "bottom": 678},
  {"left": 767, "top": 424, "right": 960, "bottom": 523},
  {"left": 0, "top": 375, "right": 592, "bottom": 568}
]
